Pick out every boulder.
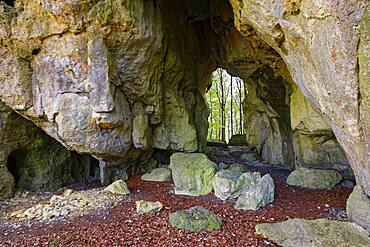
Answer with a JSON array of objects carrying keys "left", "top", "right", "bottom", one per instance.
[
  {"left": 213, "top": 170, "right": 262, "bottom": 201},
  {"left": 347, "top": 186, "right": 370, "bottom": 232},
  {"left": 236, "top": 172, "right": 262, "bottom": 193},
  {"left": 169, "top": 206, "right": 222, "bottom": 232},
  {"left": 235, "top": 174, "right": 274, "bottom": 210},
  {"left": 240, "top": 153, "right": 256, "bottom": 164},
  {"left": 104, "top": 180, "right": 130, "bottom": 195},
  {"left": 287, "top": 167, "right": 342, "bottom": 190},
  {"left": 135, "top": 200, "right": 163, "bottom": 214},
  {"left": 169, "top": 153, "right": 217, "bottom": 196},
  {"left": 141, "top": 168, "right": 172, "bottom": 182},
  {"left": 212, "top": 169, "right": 242, "bottom": 200},
  {"left": 228, "top": 134, "right": 248, "bottom": 146},
  {"left": 207, "top": 139, "right": 228, "bottom": 148},
  {"left": 255, "top": 218, "right": 370, "bottom": 247},
  {"left": 228, "top": 163, "right": 248, "bottom": 173}
]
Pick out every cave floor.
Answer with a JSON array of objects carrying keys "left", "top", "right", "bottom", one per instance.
[{"left": 0, "top": 153, "right": 352, "bottom": 246}]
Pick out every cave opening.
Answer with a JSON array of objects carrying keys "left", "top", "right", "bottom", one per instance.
[
  {"left": 1, "top": 0, "right": 14, "bottom": 7},
  {"left": 89, "top": 156, "right": 100, "bottom": 181},
  {"left": 7, "top": 151, "right": 20, "bottom": 187},
  {"left": 206, "top": 68, "right": 245, "bottom": 145}
]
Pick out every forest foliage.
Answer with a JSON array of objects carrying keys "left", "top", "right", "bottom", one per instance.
[{"left": 207, "top": 69, "right": 245, "bottom": 142}]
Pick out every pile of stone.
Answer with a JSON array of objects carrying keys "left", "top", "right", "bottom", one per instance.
[
  {"left": 8, "top": 180, "right": 130, "bottom": 222},
  {"left": 169, "top": 153, "right": 274, "bottom": 211}
]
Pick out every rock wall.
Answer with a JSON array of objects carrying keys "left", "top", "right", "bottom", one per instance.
[
  {"left": 230, "top": 0, "right": 370, "bottom": 196},
  {"left": 291, "top": 84, "right": 353, "bottom": 180},
  {"left": 0, "top": 0, "right": 368, "bottom": 196},
  {"left": 0, "top": 102, "right": 92, "bottom": 199}
]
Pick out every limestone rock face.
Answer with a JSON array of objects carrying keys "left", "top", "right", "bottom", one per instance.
[
  {"left": 230, "top": 0, "right": 370, "bottom": 196},
  {"left": 0, "top": 165, "right": 14, "bottom": 199},
  {"left": 255, "top": 218, "right": 370, "bottom": 247},
  {"left": 287, "top": 167, "right": 342, "bottom": 190},
  {"left": 347, "top": 186, "right": 370, "bottom": 232},
  {"left": 169, "top": 153, "right": 217, "bottom": 196},
  {"left": 0, "top": 102, "right": 91, "bottom": 199},
  {"left": 291, "top": 84, "right": 353, "bottom": 180},
  {"left": 169, "top": 206, "right": 222, "bottom": 232},
  {"left": 243, "top": 68, "right": 294, "bottom": 167},
  {"left": 0, "top": 0, "right": 369, "bottom": 198}
]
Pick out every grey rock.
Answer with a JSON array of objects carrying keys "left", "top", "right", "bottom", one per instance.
[
  {"left": 255, "top": 218, "right": 370, "bottom": 247},
  {"left": 169, "top": 153, "right": 217, "bottom": 196},
  {"left": 347, "top": 186, "right": 370, "bottom": 232},
  {"left": 104, "top": 180, "right": 130, "bottom": 195},
  {"left": 212, "top": 169, "right": 242, "bottom": 200},
  {"left": 287, "top": 167, "right": 342, "bottom": 190},
  {"left": 240, "top": 153, "right": 256, "bottom": 164},
  {"left": 141, "top": 168, "right": 172, "bottom": 182},
  {"left": 135, "top": 200, "right": 163, "bottom": 214},
  {"left": 235, "top": 174, "right": 274, "bottom": 210},
  {"left": 169, "top": 206, "right": 222, "bottom": 232}
]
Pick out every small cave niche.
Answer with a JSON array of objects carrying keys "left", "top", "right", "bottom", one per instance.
[
  {"left": 1, "top": 0, "right": 15, "bottom": 7},
  {"left": 89, "top": 156, "right": 100, "bottom": 181},
  {"left": 6, "top": 149, "right": 28, "bottom": 189}
]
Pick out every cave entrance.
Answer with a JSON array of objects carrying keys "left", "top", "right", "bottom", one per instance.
[
  {"left": 1, "top": 0, "right": 14, "bottom": 7},
  {"left": 6, "top": 149, "right": 28, "bottom": 189},
  {"left": 89, "top": 156, "right": 100, "bottom": 181},
  {"left": 206, "top": 68, "right": 245, "bottom": 145}
]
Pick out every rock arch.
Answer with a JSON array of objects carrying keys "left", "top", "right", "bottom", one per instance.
[{"left": 0, "top": 0, "right": 368, "bottom": 196}]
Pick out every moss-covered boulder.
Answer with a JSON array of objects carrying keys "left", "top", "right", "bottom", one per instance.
[
  {"left": 287, "top": 167, "right": 342, "bottom": 190},
  {"left": 212, "top": 169, "right": 242, "bottom": 200},
  {"left": 347, "top": 186, "right": 370, "bottom": 232},
  {"left": 104, "top": 180, "right": 130, "bottom": 195},
  {"left": 141, "top": 168, "right": 172, "bottom": 182},
  {"left": 228, "top": 134, "right": 248, "bottom": 146},
  {"left": 213, "top": 170, "right": 261, "bottom": 201},
  {"left": 169, "top": 153, "right": 217, "bottom": 196},
  {"left": 169, "top": 206, "right": 222, "bottom": 232},
  {"left": 235, "top": 174, "right": 274, "bottom": 211},
  {"left": 135, "top": 200, "right": 163, "bottom": 214},
  {"left": 240, "top": 153, "right": 256, "bottom": 164},
  {"left": 228, "top": 163, "right": 248, "bottom": 173},
  {"left": 255, "top": 218, "right": 370, "bottom": 247}
]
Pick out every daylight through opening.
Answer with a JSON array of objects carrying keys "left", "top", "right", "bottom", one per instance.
[{"left": 207, "top": 68, "right": 245, "bottom": 144}]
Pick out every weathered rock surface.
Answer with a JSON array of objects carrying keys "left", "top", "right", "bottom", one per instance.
[
  {"left": 228, "top": 134, "right": 247, "bottom": 146},
  {"left": 290, "top": 84, "right": 353, "bottom": 180},
  {"left": 347, "top": 186, "right": 370, "bottom": 232},
  {"left": 0, "top": 102, "right": 91, "bottom": 199},
  {"left": 230, "top": 0, "right": 370, "bottom": 196},
  {"left": 135, "top": 200, "right": 163, "bottom": 214},
  {"left": 255, "top": 218, "right": 370, "bottom": 247},
  {"left": 169, "top": 206, "right": 222, "bottom": 232},
  {"left": 0, "top": 0, "right": 369, "bottom": 198},
  {"left": 104, "top": 180, "right": 130, "bottom": 195},
  {"left": 287, "top": 167, "right": 342, "bottom": 190},
  {"left": 169, "top": 153, "right": 217, "bottom": 196},
  {"left": 240, "top": 153, "right": 256, "bottom": 164},
  {"left": 212, "top": 169, "right": 242, "bottom": 200},
  {"left": 235, "top": 174, "right": 274, "bottom": 211},
  {"left": 141, "top": 168, "right": 172, "bottom": 182}
]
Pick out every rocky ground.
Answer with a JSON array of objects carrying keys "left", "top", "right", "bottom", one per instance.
[{"left": 0, "top": 149, "right": 352, "bottom": 246}]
